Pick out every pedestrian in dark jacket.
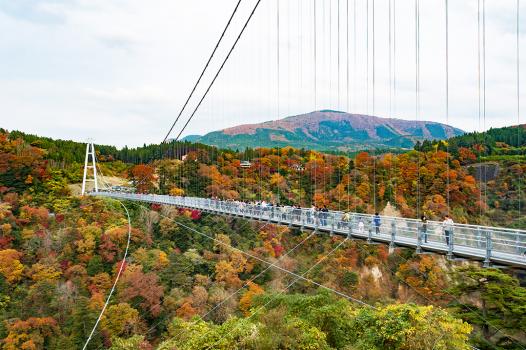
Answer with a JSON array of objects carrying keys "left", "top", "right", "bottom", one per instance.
[{"left": 373, "top": 213, "right": 381, "bottom": 234}]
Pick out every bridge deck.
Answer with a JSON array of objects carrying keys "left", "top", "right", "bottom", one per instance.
[{"left": 93, "top": 192, "right": 526, "bottom": 268}]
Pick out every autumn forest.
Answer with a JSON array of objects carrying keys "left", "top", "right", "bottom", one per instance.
[{"left": 0, "top": 128, "right": 525, "bottom": 350}]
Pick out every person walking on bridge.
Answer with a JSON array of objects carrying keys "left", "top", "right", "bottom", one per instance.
[
  {"left": 443, "top": 215, "right": 454, "bottom": 246},
  {"left": 358, "top": 219, "right": 365, "bottom": 234},
  {"left": 341, "top": 211, "right": 351, "bottom": 229},
  {"left": 373, "top": 213, "right": 381, "bottom": 234},
  {"left": 307, "top": 205, "right": 315, "bottom": 224},
  {"left": 420, "top": 215, "right": 428, "bottom": 243},
  {"left": 321, "top": 206, "right": 329, "bottom": 226}
]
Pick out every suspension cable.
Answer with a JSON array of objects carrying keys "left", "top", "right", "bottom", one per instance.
[
  {"left": 416, "top": 0, "right": 421, "bottom": 218},
  {"left": 372, "top": 0, "right": 377, "bottom": 213},
  {"left": 156, "top": 207, "right": 370, "bottom": 307},
  {"left": 478, "top": 0, "right": 483, "bottom": 217},
  {"left": 347, "top": 0, "right": 351, "bottom": 209},
  {"left": 445, "top": 0, "right": 450, "bottom": 213},
  {"left": 206, "top": 236, "right": 368, "bottom": 349},
  {"left": 482, "top": 0, "right": 487, "bottom": 208},
  {"left": 192, "top": 231, "right": 317, "bottom": 344},
  {"left": 353, "top": 0, "right": 357, "bottom": 113},
  {"left": 338, "top": 0, "right": 341, "bottom": 109},
  {"left": 366, "top": 0, "right": 369, "bottom": 115},
  {"left": 347, "top": 0, "right": 350, "bottom": 112},
  {"left": 517, "top": 0, "right": 522, "bottom": 217},
  {"left": 393, "top": 0, "right": 397, "bottom": 201},
  {"left": 314, "top": 0, "right": 317, "bottom": 110},
  {"left": 161, "top": 0, "right": 243, "bottom": 143},
  {"left": 389, "top": 0, "right": 393, "bottom": 205},
  {"left": 276, "top": 0, "right": 280, "bottom": 204},
  {"left": 329, "top": 0, "right": 333, "bottom": 108},
  {"left": 146, "top": 219, "right": 315, "bottom": 339},
  {"left": 172, "top": 0, "right": 263, "bottom": 143}
]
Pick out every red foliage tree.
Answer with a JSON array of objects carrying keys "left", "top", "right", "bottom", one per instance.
[{"left": 118, "top": 265, "right": 164, "bottom": 317}]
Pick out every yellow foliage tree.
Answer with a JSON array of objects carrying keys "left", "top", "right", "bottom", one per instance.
[
  {"left": 0, "top": 249, "right": 24, "bottom": 284},
  {"left": 101, "top": 303, "right": 141, "bottom": 337},
  {"left": 169, "top": 187, "right": 185, "bottom": 196},
  {"left": 28, "top": 263, "right": 61, "bottom": 283}
]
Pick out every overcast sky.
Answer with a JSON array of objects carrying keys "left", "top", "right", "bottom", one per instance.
[{"left": 1, "top": 0, "right": 525, "bottom": 147}]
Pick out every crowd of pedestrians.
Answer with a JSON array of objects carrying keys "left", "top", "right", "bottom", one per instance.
[{"left": 208, "top": 196, "right": 457, "bottom": 245}]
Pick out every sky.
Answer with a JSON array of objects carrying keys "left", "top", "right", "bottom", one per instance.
[{"left": 0, "top": 0, "right": 525, "bottom": 148}]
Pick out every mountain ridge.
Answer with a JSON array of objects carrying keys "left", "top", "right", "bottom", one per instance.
[{"left": 185, "top": 110, "right": 464, "bottom": 151}]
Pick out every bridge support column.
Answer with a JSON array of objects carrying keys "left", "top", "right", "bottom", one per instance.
[
  {"left": 483, "top": 231, "right": 492, "bottom": 268},
  {"left": 416, "top": 223, "right": 423, "bottom": 254},
  {"left": 389, "top": 221, "right": 396, "bottom": 253},
  {"left": 330, "top": 213, "right": 335, "bottom": 236},
  {"left": 447, "top": 230, "right": 454, "bottom": 260}
]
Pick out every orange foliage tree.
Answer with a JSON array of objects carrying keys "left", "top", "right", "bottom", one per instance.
[
  {"left": 239, "top": 282, "right": 264, "bottom": 315},
  {"left": 3, "top": 317, "right": 58, "bottom": 350},
  {"left": 130, "top": 164, "right": 156, "bottom": 193},
  {"left": 396, "top": 255, "right": 449, "bottom": 303}
]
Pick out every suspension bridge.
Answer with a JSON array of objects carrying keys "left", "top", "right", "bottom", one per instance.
[
  {"left": 91, "top": 191, "right": 526, "bottom": 268},
  {"left": 80, "top": 0, "right": 525, "bottom": 269},
  {"left": 75, "top": 0, "right": 526, "bottom": 348}
]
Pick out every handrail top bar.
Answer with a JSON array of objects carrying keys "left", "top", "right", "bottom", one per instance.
[{"left": 94, "top": 191, "right": 526, "bottom": 235}]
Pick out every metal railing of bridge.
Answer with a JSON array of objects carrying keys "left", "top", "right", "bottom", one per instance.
[{"left": 92, "top": 191, "right": 526, "bottom": 268}]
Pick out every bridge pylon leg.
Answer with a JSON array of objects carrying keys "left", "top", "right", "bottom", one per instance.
[{"left": 416, "top": 223, "right": 423, "bottom": 254}]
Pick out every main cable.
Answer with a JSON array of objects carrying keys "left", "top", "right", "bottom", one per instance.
[
  {"left": 172, "top": 0, "right": 263, "bottom": 142},
  {"left": 161, "top": 0, "right": 243, "bottom": 143}
]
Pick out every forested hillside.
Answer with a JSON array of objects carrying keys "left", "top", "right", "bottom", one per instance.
[
  {"left": 1, "top": 131, "right": 525, "bottom": 349},
  {"left": 418, "top": 124, "right": 526, "bottom": 160},
  {"left": 4, "top": 127, "right": 525, "bottom": 228}
]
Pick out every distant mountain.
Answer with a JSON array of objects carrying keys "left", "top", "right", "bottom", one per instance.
[
  {"left": 179, "top": 134, "right": 201, "bottom": 142},
  {"left": 185, "top": 110, "right": 464, "bottom": 151}
]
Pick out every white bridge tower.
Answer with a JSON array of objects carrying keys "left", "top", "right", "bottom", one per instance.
[{"left": 81, "top": 141, "right": 99, "bottom": 195}]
